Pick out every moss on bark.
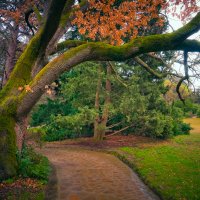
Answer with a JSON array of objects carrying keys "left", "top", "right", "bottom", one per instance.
[
  {"left": 0, "top": 115, "right": 17, "bottom": 180},
  {"left": 0, "top": 32, "right": 42, "bottom": 104}
]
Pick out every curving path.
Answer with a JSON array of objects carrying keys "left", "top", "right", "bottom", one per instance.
[{"left": 40, "top": 147, "right": 159, "bottom": 200}]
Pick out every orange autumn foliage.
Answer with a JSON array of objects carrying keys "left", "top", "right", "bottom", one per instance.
[
  {"left": 72, "top": 0, "right": 199, "bottom": 45},
  {"left": 0, "top": 0, "right": 41, "bottom": 30}
]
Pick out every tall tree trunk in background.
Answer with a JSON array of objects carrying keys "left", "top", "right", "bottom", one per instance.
[
  {"left": 94, "top": 63, "right": 112, "bottom": 141},
  {"left": 94, "top": 65, "right": 102, "bottom": 140},
  {"left": 2, "top": 25, "right": 19, "bottom": 86}
]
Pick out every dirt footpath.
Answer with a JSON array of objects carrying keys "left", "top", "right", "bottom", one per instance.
[{"left": 40, "top": 147, "right": 159, "bottom": 200}]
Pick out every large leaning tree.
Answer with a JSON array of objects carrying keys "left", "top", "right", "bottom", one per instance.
[{"left": 0, "top": 0, "right": 200, "bottom": 180}]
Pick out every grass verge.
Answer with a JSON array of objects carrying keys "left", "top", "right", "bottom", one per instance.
[{"left": 114, "top": 118, "right": 200, "bottom": 200}]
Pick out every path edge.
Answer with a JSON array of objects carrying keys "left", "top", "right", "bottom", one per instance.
[
  {"left": 44, "top": 164, "right": 58, "bottom": 200},
  {"left": 106, "top": 149, "right": 162, "bottom": 200}
]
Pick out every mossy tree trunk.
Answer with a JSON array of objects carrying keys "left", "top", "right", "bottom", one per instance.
[
  {"left": 0, "top": 3, "right": 199, "bottom": 179},
  {"left": 0, "top": 110, "right": 28, "bottom": 180},
  {"left": 0, "top": 115, "right": 17, "bottom": 180},
  {"left": 0, "top": 0, "right": 68, "bottom": 180}
]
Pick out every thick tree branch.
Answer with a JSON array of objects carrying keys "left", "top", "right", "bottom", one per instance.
[
  {"left": 59, "top": 0, "right": 88, "bottom": 28},
  {"left": 170, "top": 12, "right": 200, "bottom": 42},
  {"left": 15, "top": 11, "right": 200, "bottom": 116},
  {"left": 52, "top": 38, "right": 200, "bottom": 57},
  {"left": 50, "top": 10, "right": 200, "bottom": 55},
  {"left": 38, "top": 0, "right": 68, "bottom": 53},
  {"left": 0, "top": 10, "right": 200, "bottom": 115},
  {"left": 178, "top": 39, "right": 200, "bottom": 52},
  {"left": 46, "top": 0, "right": 88, "bottom": 55},
  {"left": 51, "top": 40, "right": 87, "bottom": 55},
  {"left": 0, "top": 0, "right": 67, "bottom": 104}
]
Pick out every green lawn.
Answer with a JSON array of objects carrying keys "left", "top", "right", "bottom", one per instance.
[{"left": 119, "top": 118, "right": 200, "bottom": 200}]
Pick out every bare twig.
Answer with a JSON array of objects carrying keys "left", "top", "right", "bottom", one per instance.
[
  {"left": 108, "top": 61, "right": 128, "bottom": 87},
  {"left": 106, "top": 124, "right": 134, "bottom": 137},
  {"left": 134, "top": 56, "right": 164, "bottom": 79}
]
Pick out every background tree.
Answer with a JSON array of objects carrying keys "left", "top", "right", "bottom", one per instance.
[
  {"left": 0, "top": 0, "right": 46, "bottom": 85},
  {"left": 71, "top": 0, "right": 170, "bottom": 140}
]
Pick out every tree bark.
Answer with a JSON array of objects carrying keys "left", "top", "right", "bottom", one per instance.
[
  {"left": 2, "top": 25, "right": 19, "bottom": 86},
  {"left": 94, "top": 65, "right": 102, "bottom": 140},
  {"left": 15, "top": 117, "right": 28, "bottom": 153},
  {"left": 94, "top": 63, "right": 112, "bottom": 140},
  {"left": 0, "top": 115, "right": 17, "bottom": 180}
]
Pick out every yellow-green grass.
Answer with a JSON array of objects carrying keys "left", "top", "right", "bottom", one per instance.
[
  {"left": 120, "top": 118, "right": 200, "bottom": 200},
  {"left": 184, "top": 118, "right": 200, "bottom": 134}
]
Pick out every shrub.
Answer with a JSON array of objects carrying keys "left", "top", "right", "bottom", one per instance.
[
  {"left": 173, "top": 99, "right": 200, "bottom": 117},
  {"left": 125, "top": 113, "right": 191, "bottom": 139},
  {"left": 143, "top": 113, "right": 174, "bottom": 139},
  {"left": 173, "top": 122, "right": 191, "bottom": 136},
  {"left": 43, "top": 122, "right": 93, "bottom": 141},
  {"left": 16, "top": 146, "right": 50, "bottom": 182},
  {"left": 30, "top": 99, "right": 76, "bottom": 127},
  {"left": 181, "top": 123, "right": 192, "bottom": 134},
  {"left": 171, "top": 107, "right": 184, "bottom": 119},
  {"left": 44, "top": 126, "right": 74, "bottom": 141}
]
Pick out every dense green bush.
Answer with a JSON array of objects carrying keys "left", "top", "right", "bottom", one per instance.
[
  {"left": 43, "top": 108, "right": 95, "bottom": 141},
  {"left": 172, "top": 121, "right": 191, "bottom": 136},
  {"left": 145, "top": 114, "right": 174, "bottom": 139},
  {"left": 30, "top": 99, "right": 76, "bottom": 127},
  {"left": 43, "top": 125, "right": 75, "bottom": 141},
  {"left": 44, "top": 124, "right": 93, "bottom": 141},
  {"left": 30, "top": 115, "right": 94, "bottom": 142},
  {"left": 116, "top": 76, "right": 190, "bottom": 139},
  {"left": 16, "top": 146, "right": 50, "bottom": 182},
  {"left": 180, "top": 122, "right": 192, "bottom": 134},
  {"left": 173, "top": 99, "right": 200, "bottom": 117}
]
